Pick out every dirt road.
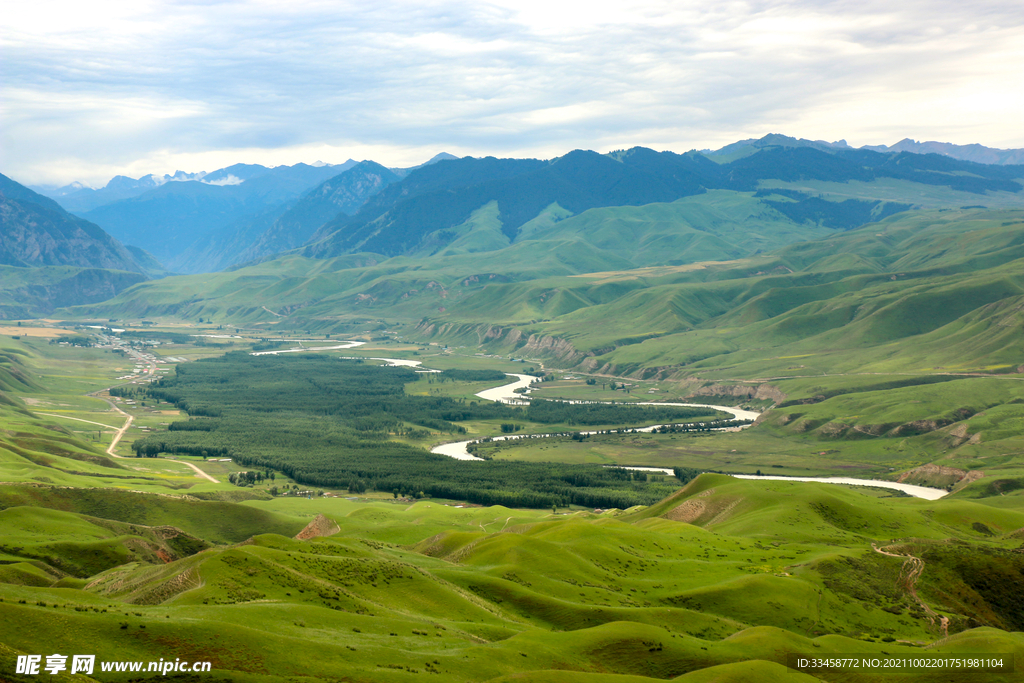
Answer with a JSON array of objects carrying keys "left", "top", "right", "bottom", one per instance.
[
  {"left": 872, "top": 542, "right": 949, "bottom": 636},
  {"left": 94, "top": 395, "right": 220, "bottom": 484}
]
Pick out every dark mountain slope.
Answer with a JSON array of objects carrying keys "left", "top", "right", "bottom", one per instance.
[
  {"left": 612, "top": 146, "right": 727, "bottom": 195},
  {"left": 0, "top": 174, "right": 143, "bottom": 273},
  {"left": 826, "top": 149, "right": 1024, "bottom": 193},
  {"left": 304, "top": 156, "right": 547, "bottom": 256},
  {"left": 725, "top": 146, "right": 876, "bottom": 187},
  {"left": 304, "top": 151, "right": 712, "bottom": 258},
  {"left": 44, "top": 142, "right": 1024, "bottom": 278},
  {"left": 304, "top": 145, "right": 1015, "bottom": 260},
  {"left": 236, "top": 161, "right": 401, "bottom": 264},
  {"left": 754, "top": 190, "right": 912, "bottom": 231}
]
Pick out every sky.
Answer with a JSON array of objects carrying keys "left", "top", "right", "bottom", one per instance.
[{"left": 4, "top": 0, "right": 1023, "bottom": 187}]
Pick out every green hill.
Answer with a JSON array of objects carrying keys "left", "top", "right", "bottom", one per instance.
[
  {"left": 0, "top": 265, "right": 146, "bottom": 318},
  {"left": 305, "top": 144, "right": 1023, "bottom": 261},
  {"left": 1, "top": 332, "right": 1022, "bottom": 681},
  {"left": 59, "top": 192, "right": 903, "bottom": 326},
  {"left": 70, "top": 205, "right": 1024, "bottom": 364},
  {"left": 405, "top": 208, "right": 1024, "bottom": 376},
  {"left": 1, "top": 479, "right": 1022, "bottom": 682},
  {"left": 11, "top": 144, "right": 1024, "bottom": 681}
]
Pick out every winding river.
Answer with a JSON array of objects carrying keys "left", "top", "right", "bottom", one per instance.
[
  {"left": 251, "top": 345, "right": 440, "bottom": 373},
  {"left": 243, "top": 351, "right": 947, "bottom": 500},
  {"left": 431, "top": 373, "right": 758, "bottom": 460},
  {"left": 251, "top": 341, "right": 365, "bottom": 356},
  {"left": 608, "top": 467, "right": 946, "bottom": 500},
  {"left": 430, "top": 372, "right": 948, "bottom": 500}
]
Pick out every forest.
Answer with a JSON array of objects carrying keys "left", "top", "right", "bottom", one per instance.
[
  {"left": 525, "top": 398, "right": 719, "bottom": 425},
  {"left": 128, "top": 353, "right": 706, "bottom": 508}
]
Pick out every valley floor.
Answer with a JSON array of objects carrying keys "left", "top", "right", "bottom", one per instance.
[{"left": 0, "top": 324, "right": 1022, "bottom": 682}]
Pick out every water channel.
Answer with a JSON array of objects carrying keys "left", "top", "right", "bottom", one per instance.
[
  {"left": 430, "top": 372, "right": 948, "bottom": 500},
  {"left": 244, "top": 350, "right": 947, "bottom": 500}
]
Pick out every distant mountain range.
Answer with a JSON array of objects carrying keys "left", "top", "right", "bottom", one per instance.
[
  {"left": 862, "top": 139, "right": 1024, "bottom": 166},
  {"left": 304, "top": 142, "right": 1022, "bottom": 260},
  {"left": 25, "top": 154, "right": 457, "bottom": 274},
  {"left": 71, "top": 139, "right": 1024, "bottom": 338},
  {"left": 232, "top": 161, "right": 402, "bottom": 267},
  {"left": 9, "top": 137, "right": 1024, "bottom": 280},
  {"left": 76, "top": 163, "right": 354, "bottom": 271},
  {"left": 31, "top": 161, "right": 358, "bottom": 214},
  {"left": 704, "top": 134, "right": 1024, "bottom": 165},
  {"left": 5, "top": 133, "right": 1024, "bottom": 376}
]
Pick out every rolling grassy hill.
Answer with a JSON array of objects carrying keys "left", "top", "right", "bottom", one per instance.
[
  {"left": 11, "top": 140, "right": 1024, "bottom": 680},
  {"left": 69, "top": 205, "right": 1024, "bottom": 367},
  {"left": 62, "top": 191, "right": 936, "bottom": 325},
  {"left": 412, "top": 208, "right": 1024, "bottom": 376},
  {"left": 15, "top": 151, "right": 1024, "bottom": 683},
  {"left": 1, "top": 475, "right": 1022, "bottom": 682},
  {"left": 1, "top": 326, "right": 1023, "bottom": 680}
]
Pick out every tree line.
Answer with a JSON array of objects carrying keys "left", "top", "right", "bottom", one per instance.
[
  {"left": 128, "top": 353, "right": 696, "bottom": 508},
  {"left": 525, "top": 399, "right": 719, "bottom": 426}
]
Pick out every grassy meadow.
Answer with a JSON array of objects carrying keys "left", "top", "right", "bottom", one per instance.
[
  {"left": 0, "top": 324, "right": 1022, "bottom": 682},
  {"left": 6, "top": 206, "right": 1024, "bottom": 680}
]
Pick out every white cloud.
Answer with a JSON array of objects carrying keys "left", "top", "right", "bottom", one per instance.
[
  {"left": 201, "top": 174, "right": 245, "bottom": 186},
  {"left": 3, "top": 0, "right": 1022, "bottom": 185}
]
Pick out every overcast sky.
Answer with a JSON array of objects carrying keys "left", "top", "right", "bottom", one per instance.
[{"left": 4, "top": 0, "right": 1023, "bottom": 186}]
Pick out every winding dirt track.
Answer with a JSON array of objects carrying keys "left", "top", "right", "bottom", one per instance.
[
  {"left": 100, "top": 398, "right": 132, "bottom": 457},
  {"left": 94, "top": 394, "right": 219, "bottom": 484},
  {"left": 872, "top": 542, "right": 949, "bottom": 636}
]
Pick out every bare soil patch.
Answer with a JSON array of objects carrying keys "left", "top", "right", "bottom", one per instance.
[{"left": 0, "top": 326, "right": 65, "bottom": 337}]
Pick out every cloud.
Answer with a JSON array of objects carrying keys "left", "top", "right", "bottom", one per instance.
[
  {"left": 201, "top": 174, "right": 244, "bottom": 186},
  {"left": 3, "top": 0, "right": 1023, "bottom": 185}
]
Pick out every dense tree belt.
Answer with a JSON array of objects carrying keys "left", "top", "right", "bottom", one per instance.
[
  {"left": 131, "top": 353, "right": 688, "bottom": 508},
  {"left": 526, "top": 399, "right": 716, "bottom": 426}
]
